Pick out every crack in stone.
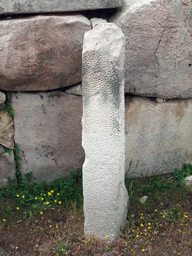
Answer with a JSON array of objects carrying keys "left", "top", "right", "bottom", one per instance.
[
  {"left": 154, "top": 27, "right": 166, "bottom": 67},
  {"left": 152, "top": 17, "right": 164, "bottom": 28}
]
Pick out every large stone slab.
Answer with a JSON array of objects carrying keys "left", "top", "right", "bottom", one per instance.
[
  {"left": 82, "top": 22, "right": 128, "bottom": 242},
  {"left": 0, "top": 0, "right": 123, "bottom": 15},
  {"left": 109, "top": 0, "right": 192, "bottom": 99},
  {"left": 125, "top": 96, "right": 192, "bottom": 177},
  {"left": 0, "top": 15, "right": 91, "bottom": 91},
  {"left": 11, "top": 91, "right": 84, "bottom": 183}
]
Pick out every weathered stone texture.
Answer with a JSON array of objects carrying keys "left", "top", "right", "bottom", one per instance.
[
  {"left": 0, "top": 0, "right": 123, "bottom": 15},
  {"left": 0, "top": 15, "right": 91, "bottom": 91},
  {"left": 0, "top": 111, "right": 14, "bottom": 149},
  {"left": 11, "top": 91, "right": 84, "bottom": 183},
  {"left": 82, "top": 23, "right": 128, "bottom": 242},
  {"left": 109, "top": 0, "right": 192, "bottom": 99},
  {"left": 125, "top": 96, "right": 192, "bottom": 177}
]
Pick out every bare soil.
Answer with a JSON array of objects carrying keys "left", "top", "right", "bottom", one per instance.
[{"left": 1, "top": 192, "right": 192, "bottom": 256}]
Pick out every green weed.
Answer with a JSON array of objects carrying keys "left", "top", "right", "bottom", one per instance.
[
  {"left": 3, "top": 92, "right": 15, "bottom": 119},
  {"left": 168, "top": 206, "right": 181, "bottom": 221},
  {"left": 52, "top": 242, "right": 71, "bottom": 255},
  {"left": 173, "top": 163, "right": 192, "bottom": 181}
]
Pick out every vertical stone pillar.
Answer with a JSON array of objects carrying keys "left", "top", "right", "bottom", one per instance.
[{"left": 82, "top": 22, "right": 129, "bottom": 242}]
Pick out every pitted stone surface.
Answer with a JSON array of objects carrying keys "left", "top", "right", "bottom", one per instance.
[
  {"left": 0, "top": 0, "right": 123, "bottom": 15},
  {"left": 82, "top": 22, "right": 128, "bottom": 242},
  {"left": 0, "top": 15, "right": 91, "bottom": 91},
  {"left": 11, "top": 91, "right": 84, "bottom": 183},
  {"left": 125, "top": 96, "right": 192, "bottom": 177},
  {"left": 109, "top": 0, "right": 192, "bottom": 99}
]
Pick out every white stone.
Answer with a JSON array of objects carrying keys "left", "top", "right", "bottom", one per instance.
[
  {"left": 139, "top": 195, "right": 148, "bottom": 203},
  {"left": 82, "top": 22, "right": 128, "bottom": 242},
  {"left": 156, "top": 98, "right": 166, "bottom": 103},
  {"left": 184, "top": 176, "right": 192, "bottom": 186}
]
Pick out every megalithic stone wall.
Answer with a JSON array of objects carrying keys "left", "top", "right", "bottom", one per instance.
[{"left": 82, "top": 22, "right": 129, "bottom": 242}]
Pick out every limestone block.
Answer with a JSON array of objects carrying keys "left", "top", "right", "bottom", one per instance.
[
  {"left": 0, "top": 15, "right": 91, "bottom": 91},
  {"left": 0, "top": 111, "right": 14, "bottom": 149},
  {"left": 11, "top": 91, "right": 84, "bottom": 183},
  {"left": 82, "top": 22, "right": 128, "bottom": 242},
  {"left": 0, "top": 0, "right": 123, "bottom": 15},
  {"left": 125, "top": 96, "right": 192, "bottom": 177},
  {"left": 109, "top": 0, "right": 192, "bottom": 99},
  {"left": 0, "top": 150, "right": 15, "bottom": 187}
]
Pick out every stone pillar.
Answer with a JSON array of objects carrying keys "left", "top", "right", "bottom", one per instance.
[{"left": 82, "top": 22, "right": 129, "bottom": 242}]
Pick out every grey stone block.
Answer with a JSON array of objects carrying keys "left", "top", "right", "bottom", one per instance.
[
  {"left": 0, "top": 0, "right": 123, "bottom": 15},
  {"left": 11, "top": 91, "right": 84, "bottom": 184}
]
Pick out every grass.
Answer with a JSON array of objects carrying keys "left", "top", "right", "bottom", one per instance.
[{"left": 0, "top": 164, "right": 192, "bottom": 255}]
